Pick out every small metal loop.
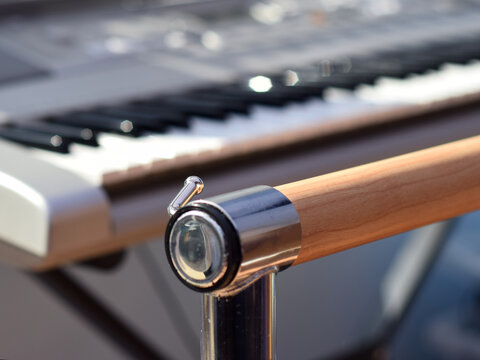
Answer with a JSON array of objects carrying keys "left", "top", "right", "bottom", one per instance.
[{"left": 168, "top": 176, "right": 204, "bottom": 217}]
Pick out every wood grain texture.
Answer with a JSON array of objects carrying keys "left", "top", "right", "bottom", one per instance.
[{"left": 276, "top": 135, "right": 480, "bottom": 266}]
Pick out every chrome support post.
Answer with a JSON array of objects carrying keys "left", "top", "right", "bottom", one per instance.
[{"left": 202, "top": 272, "right": 276, "bottom": 360}]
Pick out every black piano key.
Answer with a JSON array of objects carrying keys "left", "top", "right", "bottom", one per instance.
[
  {"left": 318, "top": 51, "right": 440, "bottom": 80},
  {"left": 234, "top": 77, "right": 317, "bottom": 100},
  {"left": 257, "top": 86, "right": 313, "bottom": 100},
  {"left": 183, "top": 92, "right": 254, "bottom": 112},
  {"left": 14, "top": 122, "right": 99, "bottom": 146},
  {"left": 453, "top": 46, "right": 480, "bottom": 62},
  {"left": 434, "top": 46, "right": 478, "bottom": 64},
  {"left": 90, "top": 108, "right": 174, "bottom": 131},
  {"left": 419, "top": 41, "right": 478, "bottom": 64},
  {"left": 190, "top": 88, "right": 285, "bottom": 107},
  {"left": 319, "top": 75, "right": 375, "bottom": 88},
  {"left": 49, "top": 113, "right": 142, "bottom": 136},
  {"left": 163, "top": 96, "right": 251, "bottom": 114},
  {"left": 85, "top": 112, "right": 168, "bottom": 133},
  {"left": 346, "top": 58, "right": 418, "bottom": 78},
  {"left": 99, "top": 107, "right": 190, "bottom": 128},
  {"left": 317, "top": 69, "right": 378, "bottom": 85},
  {"left": 379, "top": 41, "right": 475, "bottom": 71},
  {"left": 268, "top": 76, "right": 327, "bottom": 96},
  {"left": 134, "top": 99, "right": 227, "bottom": 120},
  {"left": 280, "top": 84, "right": 327, "bottom": 96},
  {"left": 283, "top": 66, "right": 375, "bottom": 89},
  {"left": 371, "top": 52, "right": 443, "bottom": 73},
  {"left": 293, "top": 74, "right": 369, "bottom": 90},
  {"left": 456, "top": 40, "right": 480, "bottom": 60},
  {"left": 207, "top": 86, "right": 294, "bottom": 106},
  {"left": 301, "top": 55, "right": 430, "bottom": 82},
  {"left": 278, "top": 82, "right": 327, "bottom": 96},
  {"left": 0, "top": 127, "right": 70, "bottom": 153}
]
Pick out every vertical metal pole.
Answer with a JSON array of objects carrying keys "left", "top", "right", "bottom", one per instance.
[{"left": 202, "top": 273, "right": 276, "bottom": 360}]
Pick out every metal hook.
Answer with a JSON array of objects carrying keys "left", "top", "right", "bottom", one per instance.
[{"left": 167, "top": 176, "right": 204, "bottom": 217}]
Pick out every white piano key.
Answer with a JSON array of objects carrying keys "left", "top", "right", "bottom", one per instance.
[
  {"left": 32, "top": 131, "right": 227, "bottom": 183},
  {"left": 221, "top": 92, "right": 379, "bottom": 141},
  {"left": 355, "top": 60, "right": 480, "bottom": 105},
  {"left": 169, "top": 117, "right": 232, "bottom": 139},
  {"left": 32, "top": 141, "right": 129, "bottom": 184},
  {"left": 131, "top": 132, "right": 226, "bottom": 168},
  {"left": 31, "top": 134, "right": 152, "bottom": 183},
  {"left": 438, "top": 61, "right": 480, "bottom": 98}
]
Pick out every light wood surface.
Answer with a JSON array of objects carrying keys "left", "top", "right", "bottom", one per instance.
[{"left": 276, "top": 135, "right": 480, "bottom": 266}]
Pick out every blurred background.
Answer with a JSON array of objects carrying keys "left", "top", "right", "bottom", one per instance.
[
  {"left": 0, "top": 0, "right": 480, "bottom": 359},
  {"left": 2, "top": 213, "right": 480, "bottom": 359}
]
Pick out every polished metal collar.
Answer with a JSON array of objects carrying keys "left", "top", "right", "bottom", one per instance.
[
  {"left": 196, "top": 186, "right": 301, "bottom": 296},
  {"left": 165, "top": 178, "right": 301, "bottom": 296}
]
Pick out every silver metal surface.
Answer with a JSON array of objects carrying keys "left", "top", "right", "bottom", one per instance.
[
  {"left": 217, "top": 265, "right": 278, "bottom": 297},
  {"left": 168, "top": 210, "right": 228, "bottom": 289},
  {"left": 202, "top": 272, "right": 276, "bottom": 360},
  {"left": 167, "top": 176, "right": 204, "bottom": 217},
  {"left": 196, "top": 185, "right": 301, "bottom": 295}
]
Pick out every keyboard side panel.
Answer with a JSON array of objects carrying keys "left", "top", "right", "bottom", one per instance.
[{"left": 0, "top": 140, "right": 112, "bottom": 265}]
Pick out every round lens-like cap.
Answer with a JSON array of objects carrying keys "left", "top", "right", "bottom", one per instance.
[{"left": 168, "top": 210, "right": 228, "bottom": 289}]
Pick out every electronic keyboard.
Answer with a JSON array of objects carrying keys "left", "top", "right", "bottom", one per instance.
[{"left": 1, "top": 3, "right": 480, "bottom": 268}]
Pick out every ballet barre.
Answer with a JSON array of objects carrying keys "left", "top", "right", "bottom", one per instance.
[{"left": 164, "top": 134, "right": 480, "bottom": 359}]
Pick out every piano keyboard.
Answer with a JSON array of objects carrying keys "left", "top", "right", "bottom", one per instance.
[
  {"left": 1, "top": 6, "right": 480, "bottom": 266},
  {"left": 19, "top": 57, "right": 480, "bottom": 187}
]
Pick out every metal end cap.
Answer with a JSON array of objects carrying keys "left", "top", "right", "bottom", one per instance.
[{"left": 165, "top": 203, "right": 241, "bottom": 293}]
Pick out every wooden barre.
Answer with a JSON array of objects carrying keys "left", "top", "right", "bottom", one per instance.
[
  {"left": 275, "top": 134, "right": 480, "bottom": 266},
  {"left": 163, "top": 137, "right": 480, "bottom": 360},
  {"left": 164, "top": 134, "right": 480, "bottom": 294}
]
